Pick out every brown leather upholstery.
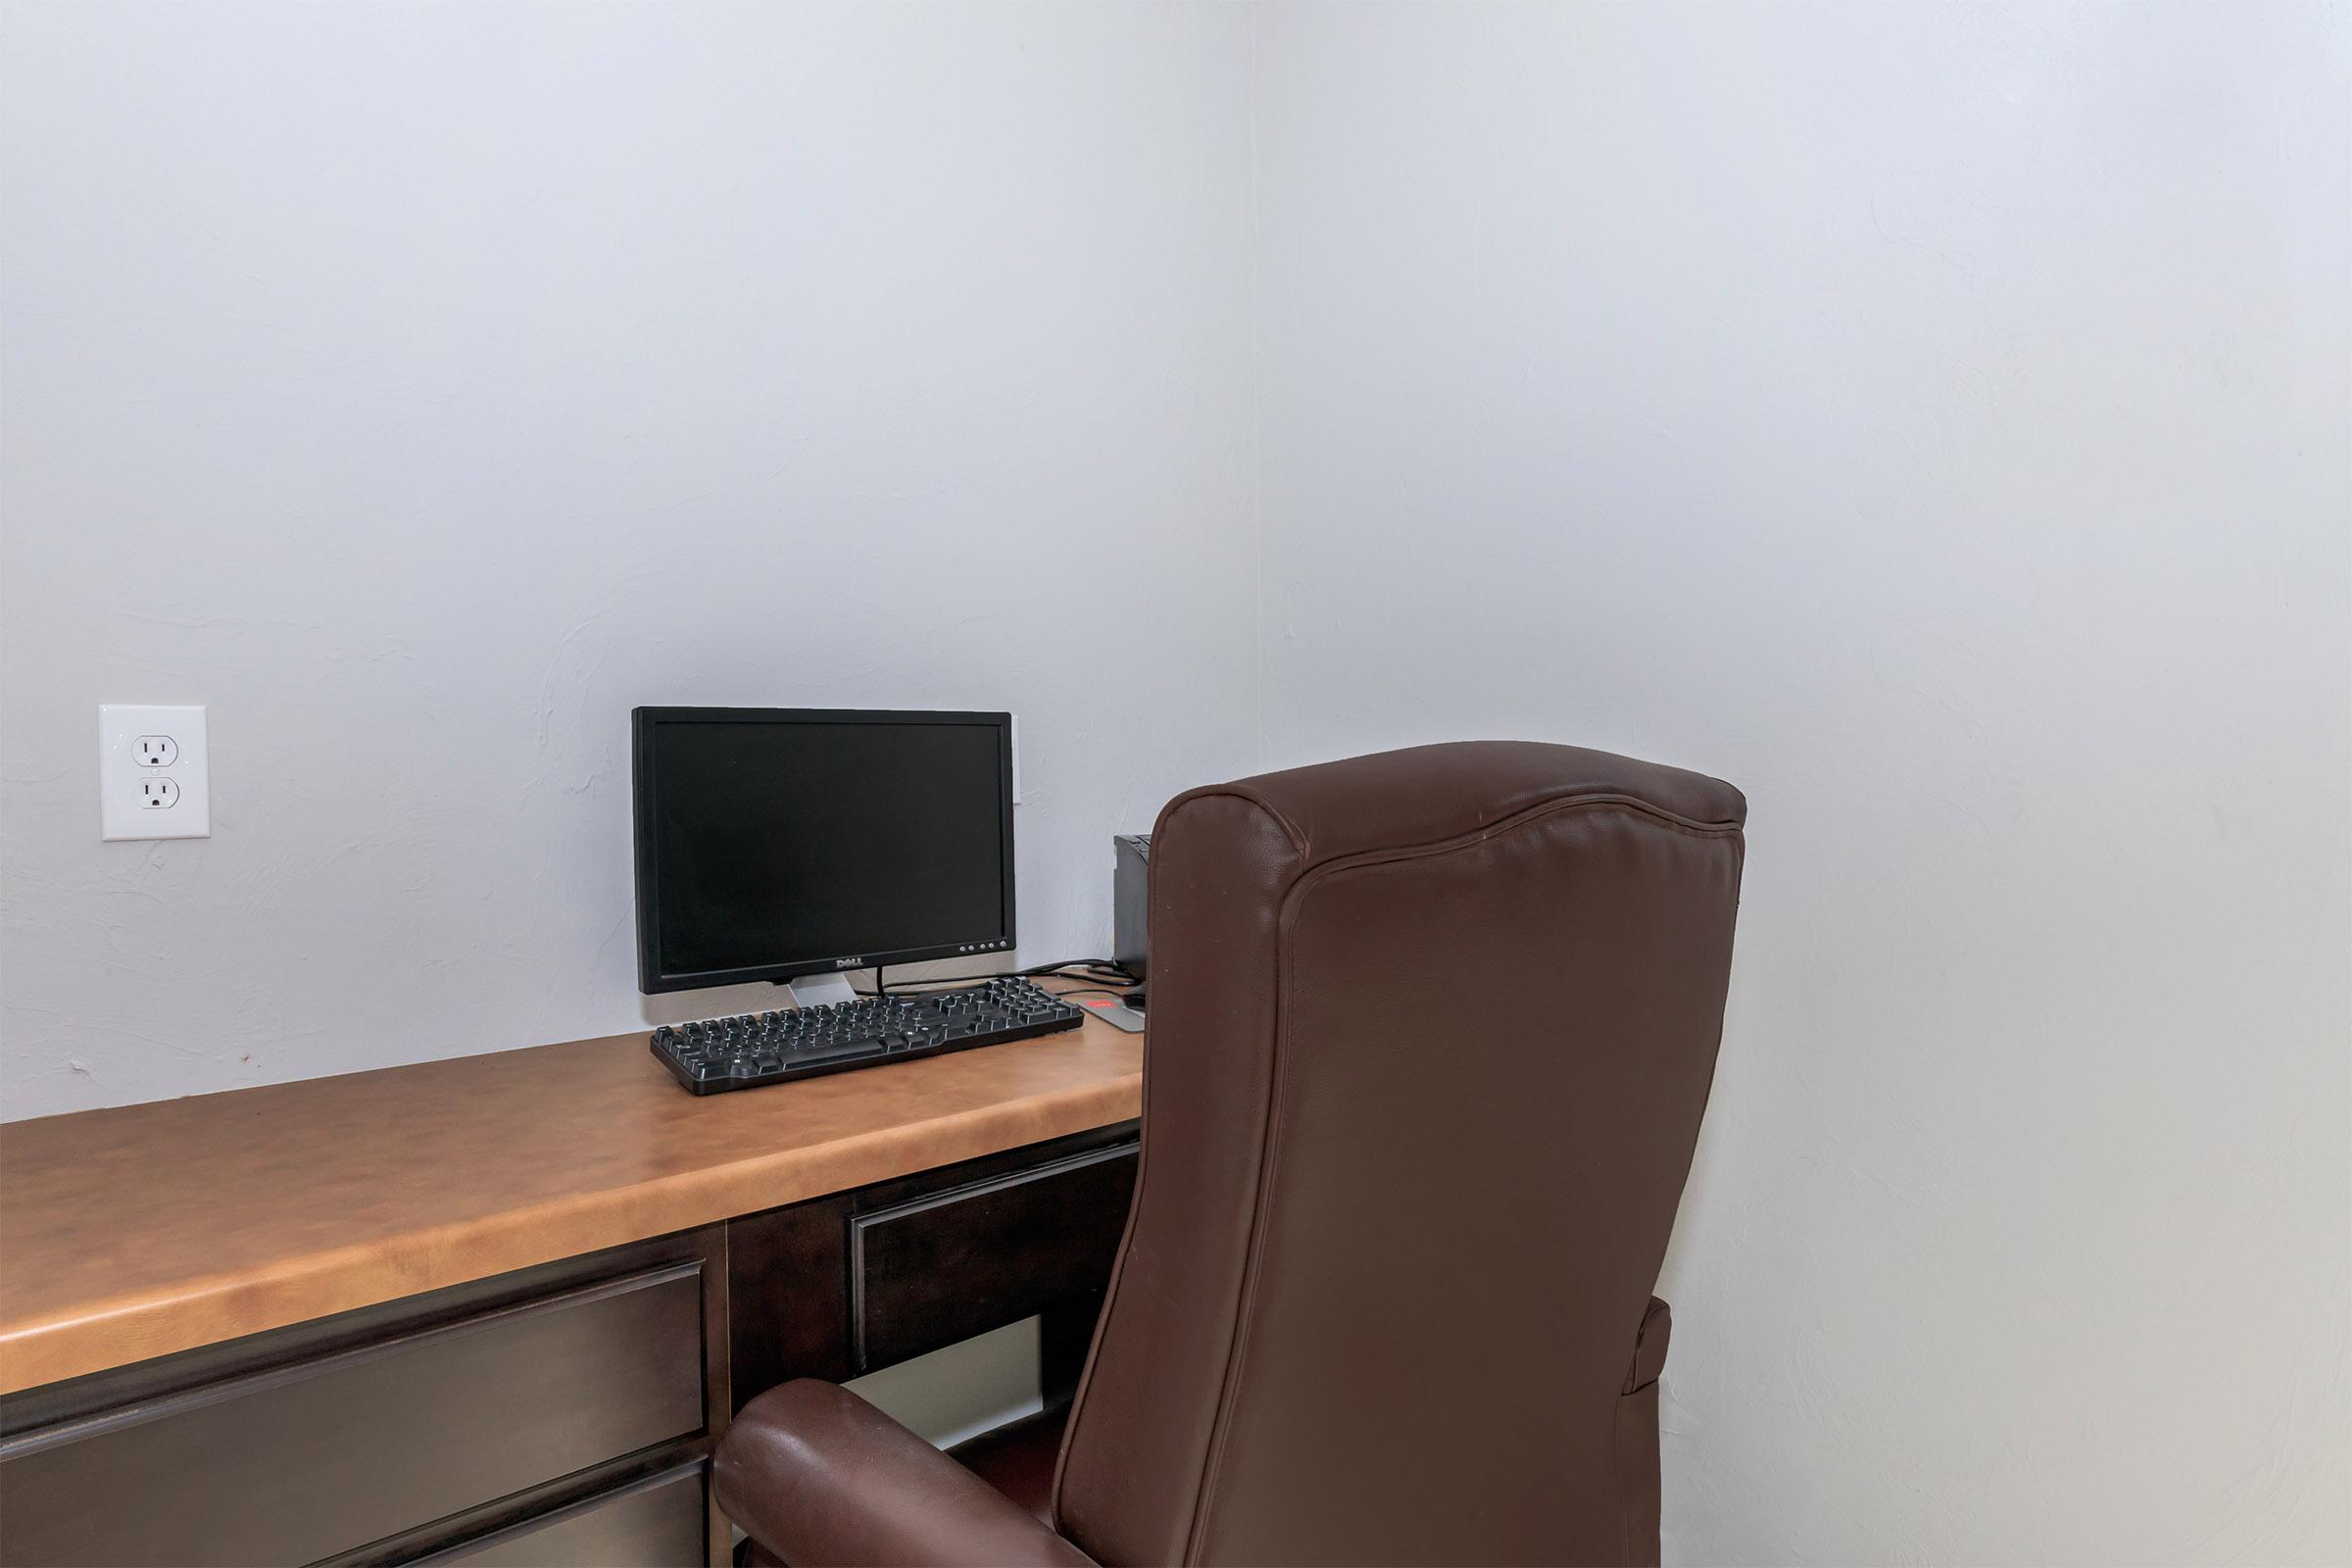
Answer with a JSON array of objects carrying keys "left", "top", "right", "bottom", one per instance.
[
  {"left": 716, "top": 741, "right": 1745, "bottom": 1566},
  {"left": 715, "top": 1381, "right": 1092, "bottom": 1567},
  {"left": 948, "top": 1402, "right": 1070, "bottom": 1524}
]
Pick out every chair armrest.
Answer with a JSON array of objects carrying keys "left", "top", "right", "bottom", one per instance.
[{"left": 714, "top": 1380, "right": 1097, "bottom": 1568}]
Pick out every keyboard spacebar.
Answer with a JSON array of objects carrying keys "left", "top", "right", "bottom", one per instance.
[{"left": 788, "top": 1037, "right": 888, "bottom": 1066}]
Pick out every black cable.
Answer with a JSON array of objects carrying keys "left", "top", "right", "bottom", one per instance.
[
  {"left": 1021, "top": 959, "right": 1141, "bottom": 986},
  {"left": 1022, "top": 957, "right": 1136, "bottom": 976}
]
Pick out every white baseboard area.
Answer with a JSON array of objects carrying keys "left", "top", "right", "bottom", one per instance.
[{"left": 843, "top": 1315, "right": 1048, "bottom": 1451}]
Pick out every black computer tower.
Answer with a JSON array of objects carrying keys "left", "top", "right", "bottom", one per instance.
[{"left": 1113, "top": 833, "right": 1150, "bottom": 983}]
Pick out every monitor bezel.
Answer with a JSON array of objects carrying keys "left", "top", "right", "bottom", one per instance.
[{"left": 631, "top": 706, "right": 1017, "bottom": 995}]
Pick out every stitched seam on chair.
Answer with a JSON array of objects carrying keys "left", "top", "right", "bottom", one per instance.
[
  {"left": 1280, "top": 797, "right": 1741, "bottom": 965},
  {"left": 1296, "top": 792, "right": 1742, "bottom": 878},
  {"left": 1174, "top": 789, "right": 1300, "bottom": 1565},
  {"left": 1183, "top": 891, "right": 1296, "bottom": 1565},
  {"left": 1290, "top": 788, "right": 1740, "bottom": 873},
  {"left": 1168, "top": 784, "right": 1310, "bottom": 858},
  {"left": 1184, "top": 797, "right": 1740, "bottom": 1558},
  {"left": 1175, "top": 791, "right": 1320, "bottom": 1560},
  {"left": 1058, "top": 788, "right": 1299, "bottom": 1565}
]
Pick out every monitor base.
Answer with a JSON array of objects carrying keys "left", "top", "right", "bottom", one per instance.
[{"left": 784, "top": 971, "right": 860, "bottom": 1008}]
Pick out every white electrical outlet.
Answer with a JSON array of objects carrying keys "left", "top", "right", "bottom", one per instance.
[{"left": 100, "top": 705, "right": 210, "bottom": 841}]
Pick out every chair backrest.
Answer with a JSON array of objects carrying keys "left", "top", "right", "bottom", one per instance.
[{"left": 1052, "top": 743, "right": 1746, "bottom": 1566}]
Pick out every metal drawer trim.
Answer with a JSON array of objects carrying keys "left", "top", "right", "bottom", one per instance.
[
  {"left": 0, "top": 1261, "right": 703, "bottom": 1462},
  {"left": 414, "top": 1459, "right": 708, "bottom": 1565}
]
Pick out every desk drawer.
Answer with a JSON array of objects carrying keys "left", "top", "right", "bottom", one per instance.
[
  {"left": 0, "top": 1264, "right": 705, "bottom": 1568},
  {"left": 430, "top": 1465, "right": 706, "bottom": 1566},
  {"left": 853, "top": 1140, "right": 1138, "bottom": 1369}
]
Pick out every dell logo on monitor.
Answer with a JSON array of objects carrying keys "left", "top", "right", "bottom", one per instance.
[{"left": 834, "top": 956, "right": 863, "bottom": 969}]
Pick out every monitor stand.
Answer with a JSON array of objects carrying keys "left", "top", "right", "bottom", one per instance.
[{"left": 783, "top": 971, "right": 859, "bottom": 1008}]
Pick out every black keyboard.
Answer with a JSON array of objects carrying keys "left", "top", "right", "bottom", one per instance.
[{"left": 649, "top": 977, "right": 1086, "bottom": 1095}]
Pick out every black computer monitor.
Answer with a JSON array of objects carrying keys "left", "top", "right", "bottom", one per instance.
[{"left": 631, "top": 708, "right": 1015, "bottom": 994}]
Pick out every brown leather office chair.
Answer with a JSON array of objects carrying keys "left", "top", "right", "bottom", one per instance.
[{"left": 715, "top": 742, "right": 1746, "bottom": 1566}]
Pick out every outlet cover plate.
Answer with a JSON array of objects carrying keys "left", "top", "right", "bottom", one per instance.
[{"left": 100, "top": 705, "right": 210, "bottom": 841}]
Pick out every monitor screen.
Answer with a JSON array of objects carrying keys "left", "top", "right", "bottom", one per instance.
[{"left": 632, "top": 709, "right": 1014, "bottom": 992}]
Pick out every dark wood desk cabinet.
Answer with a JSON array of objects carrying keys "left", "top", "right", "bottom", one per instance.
[
  {"left": 0, "top": 1123, "right": 1138, "bottom": 1566},
  {"left": 0, "top": 1021, "right": 1143, "bottom": 1567}
]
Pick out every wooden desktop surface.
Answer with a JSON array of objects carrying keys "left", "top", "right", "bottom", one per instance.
[{"left": 0, "top": 1009, "right": 1144, "bottom": 1396}]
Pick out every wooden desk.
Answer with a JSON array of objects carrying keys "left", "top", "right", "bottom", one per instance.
[{"left": 0, "top": 1009, "right": 1144, "bottom": 1566}]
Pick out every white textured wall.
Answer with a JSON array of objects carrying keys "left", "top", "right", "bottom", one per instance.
[
  {"left": 5, "top": 5, "right": 2347, "bottom": 1562},
  {"left": 1250, "top": 5, "right": 2349, "bottom": 1564},
  {"left": 0, "top": 2, "right": 1259, "bottom": 1118}
]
